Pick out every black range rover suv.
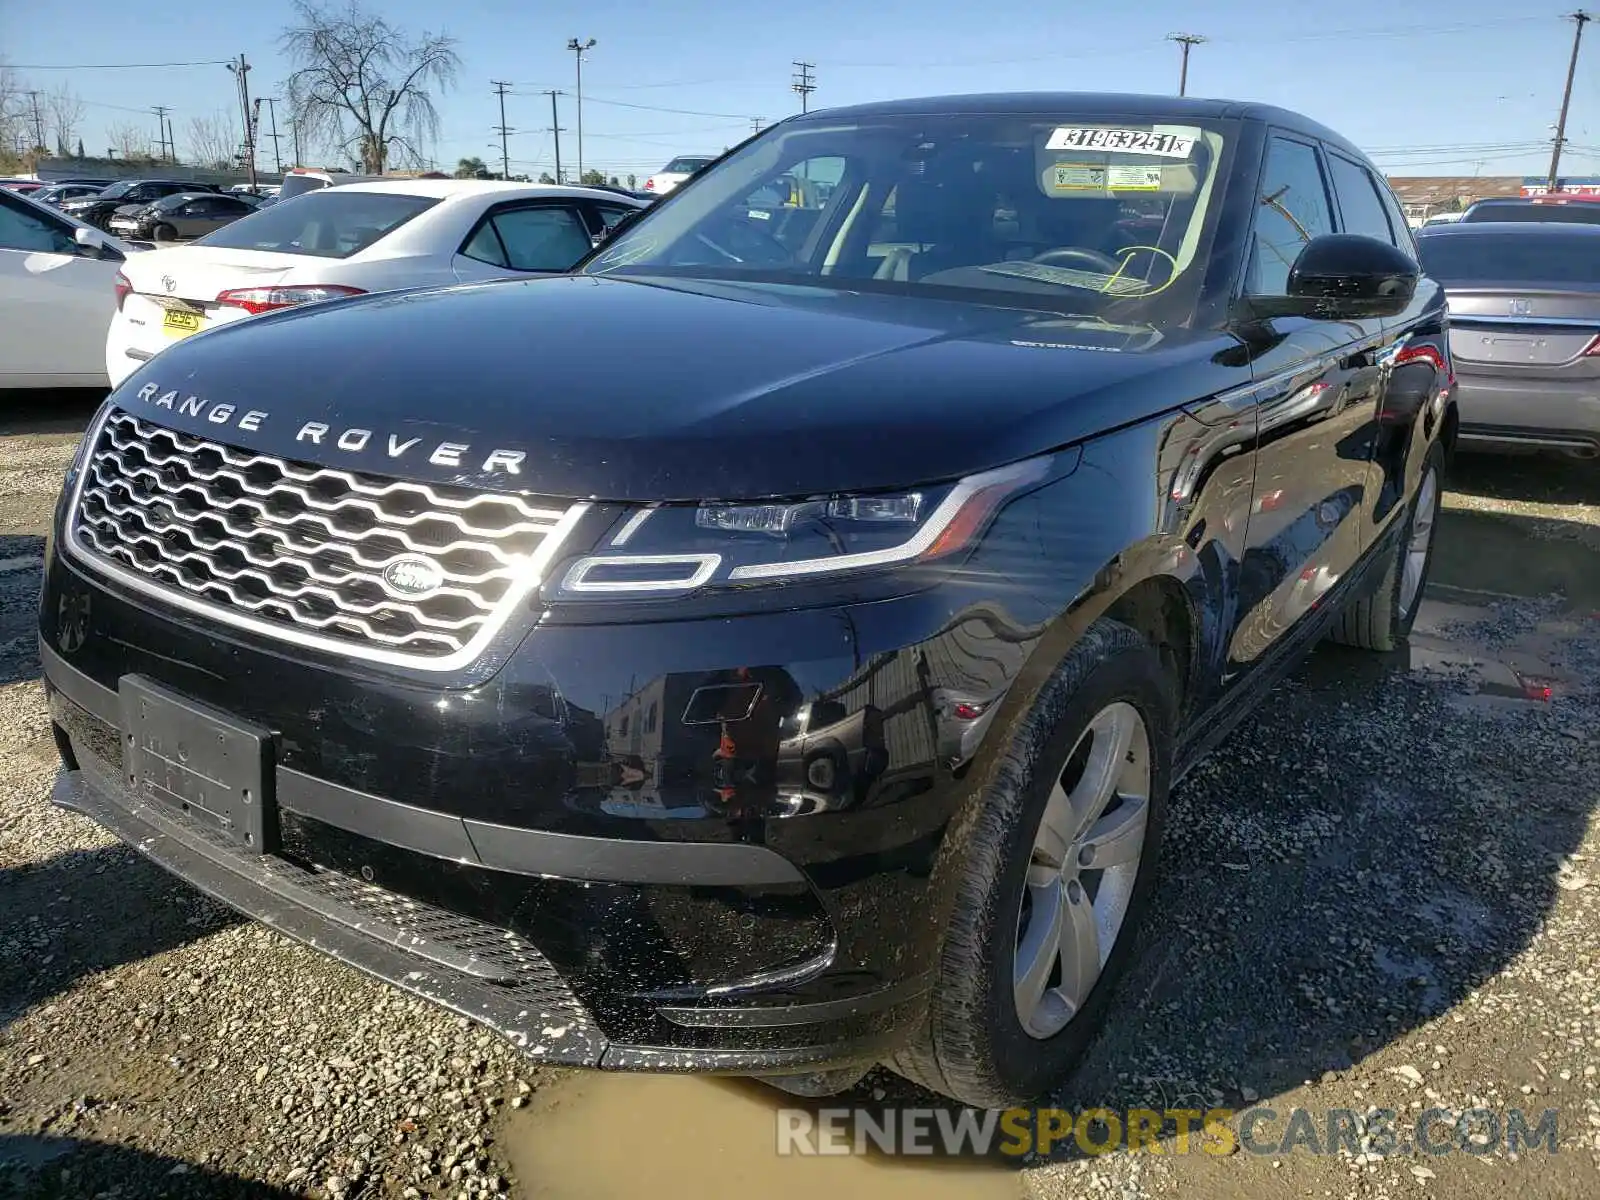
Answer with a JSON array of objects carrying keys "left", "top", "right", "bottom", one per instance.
[{"left": 42, "top": 94, "right": 1454, "bottom": 1108}]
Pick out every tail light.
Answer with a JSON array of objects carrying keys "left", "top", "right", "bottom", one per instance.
[
  {"left": 643, "top": 177, "right": 656, "bottom": 191},
  {"left": 215, "top": 284, "right": 366, "bottom": 315},
  {"left": 113, "top": 271, "right": 132, "bottom": 311},
  {"left": 1580, "top": 333, "right": 1600, "bottom": 357}
]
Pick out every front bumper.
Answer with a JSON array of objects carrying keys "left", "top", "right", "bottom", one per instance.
[{"left": 39, "top": 508, "right": 1049, "bottom": 1071}]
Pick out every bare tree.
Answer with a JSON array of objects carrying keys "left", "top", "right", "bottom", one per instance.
[
  {"left": 44, "top": 83, "right": 84, "bottom": 156},
  {"left": 280, "top": 0, "right": 460, "bottom": 173},
  {"left": 186, "top": 111, "right": 238, "bottom": 170},
  {"left": 107, "top": 121, "right": 157, "bottom": 162},
  {"left": 0, "top": 62, "right": 29, "bottom": 165}
]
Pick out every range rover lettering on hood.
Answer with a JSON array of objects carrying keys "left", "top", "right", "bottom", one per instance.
[{"left": 128, "top": 381, "right": 527, "bottom": 475}]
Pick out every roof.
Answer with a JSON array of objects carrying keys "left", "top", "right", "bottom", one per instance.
[
  {"left": 323, "top": 179, "right": 644, "bottom": 203},
  {"left": 1415, "top": 220, "right": 1600, "bottom": 237},
  {"left": 797, "top": 92, "right": 1364, "bottom": 154},
  {"left": 1385, "top": 176, "right": 1522, "bottom": 205}
]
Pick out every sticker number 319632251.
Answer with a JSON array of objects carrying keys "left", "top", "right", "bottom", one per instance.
[{"left": 1045, "top": 128, "right": 1197, "bottom": 157}]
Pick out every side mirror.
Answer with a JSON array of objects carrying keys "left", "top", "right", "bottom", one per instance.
[
  {"left": 73, "top": 226, "right": 107, "bottom": 258},
  {"left": 1250, "top": 234, "right": 1419, "bottom": 322}
]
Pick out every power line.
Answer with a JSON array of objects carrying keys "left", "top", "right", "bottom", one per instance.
[
  {"left": 511, "top": 92, "right": 747, "bottom": 120},
  {"left": 791, "top": 61, "right": 816, "bottom": 114},
  {"left": 8, "top": 59, "right": 232, "bottom": 69},
  {"left": 491, "top": 80, "right": 514, "bottom": 180}
]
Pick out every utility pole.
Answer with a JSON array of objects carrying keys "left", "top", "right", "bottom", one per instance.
[
  {"left": 226, "top": 54, "right": 258, "bottom": 188},
  {"left": 750, "top": 117, "right": 763, "bottom": 135},
  {"left": 1548, "top": 11, "right": 1592, "bottom": 193},
  {"left": 1168, "top": 33, "right": 1207, "bottom": 97},
  {"left": 567, "top": 38, "right": 596, "bottom": 181},
  {"left": 289, "top": 117, "right": 302, "bottom": 170},
  {"left": 26, "top": 90, "right": 44, "bottom": 154},
  {"left": 262, "top": 98, "right": 284, "bottom": 173},
  {"left": 491, "top": 80, "right": 514, "bottom": 180},
  {"left": 152, "top": 106, "right": 171, "bottom": 161},
  {"left": 165, "top": 114, "right": 176, "bottom": 165},
  {"left": 791, "top": 62, "right": 816, "bottom": 113},
  {"left": 545, "top": 90, "right": 566, "bottom": 183}
]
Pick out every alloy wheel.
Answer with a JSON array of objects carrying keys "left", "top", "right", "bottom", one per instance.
[{"left": 1013, "top": 701, "right": 1151, "bottom": 1039}]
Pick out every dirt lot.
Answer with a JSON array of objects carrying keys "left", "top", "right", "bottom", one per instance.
[{"left": 0, "top": 391, "right": 1596, "bottom": 1200}]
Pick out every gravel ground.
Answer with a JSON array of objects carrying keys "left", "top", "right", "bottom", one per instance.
[{"left": 0, "top": 396, "right": 1595, "bottom": 1200}]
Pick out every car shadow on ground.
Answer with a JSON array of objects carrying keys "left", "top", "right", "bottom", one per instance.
[
  {"left": 0, "top": 536, "right": 46, "bottom": 689},
  {"left": 836, "top": 497, "right": 1599, "bottom": 1166},
  {"left": 0, "top": 843, "right": 242, "bottom": 1034},
  {"left": 0, "top": 1135, "right": 297, "bottom": 1199},
  {"left": 0, "top": 390, "right": 106, "bottom": 438},
  {"left": 1448, "top": 449, "right": 1595, "bottom": 508}
]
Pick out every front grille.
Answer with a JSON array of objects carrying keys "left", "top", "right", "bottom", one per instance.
[{"left": 71, "top": 410, "right": 583, "bottom": 665}]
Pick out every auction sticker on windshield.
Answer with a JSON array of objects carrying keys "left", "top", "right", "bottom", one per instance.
[
  {"left": 1049, "top": 164, "right": 1109, "bottom": 191},
  {"left": 1046, "top": 128, "right": 1196, "bottom": 157}
]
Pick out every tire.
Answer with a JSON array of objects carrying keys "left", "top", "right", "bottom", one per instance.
[
  {"left": 887, "top": 618, "right": 1176, "bottom": 1108},
  {"left": 1329, "top": 441, "right": 1445, "bottom": 653},
  {"left": 152, "top": 223, "right": 177, "bottom": 242}
]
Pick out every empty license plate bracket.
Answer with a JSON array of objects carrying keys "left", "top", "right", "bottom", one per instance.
[{"left": 119, "top": 675, "right": 275, "bottom": 853}]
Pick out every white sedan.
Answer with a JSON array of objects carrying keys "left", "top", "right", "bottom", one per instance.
[
  {"left": 0, "top": 187, "right": 133, "bottom": 388},
  {"left": 107, "top": 179, "right": 645, "bottom": 386}
]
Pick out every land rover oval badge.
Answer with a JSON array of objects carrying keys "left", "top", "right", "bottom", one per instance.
[{"left": 381, "top": 555, "right": 444, "bottom": 598}]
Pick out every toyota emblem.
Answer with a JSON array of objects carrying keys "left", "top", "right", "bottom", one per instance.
[
  {"left": 1509, "top": 298, "right": 1533, "bottom": 316},
  {"left": 161, "top": 274, "right": 176, "bottom": 294}
]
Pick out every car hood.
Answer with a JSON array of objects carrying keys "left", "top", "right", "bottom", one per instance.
[{"left": 107, "top": 274, "right": 1243, "bottom": 501}]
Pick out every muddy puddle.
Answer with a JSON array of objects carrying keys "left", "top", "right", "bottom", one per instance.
[
  {"left": 1405, "top": 589, "right": 1589, "bottom": 712},
  {"left": 501, "top": 1073, "right": 1026, "bottom": 1199}
]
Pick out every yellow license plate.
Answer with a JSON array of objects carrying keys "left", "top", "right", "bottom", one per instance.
[{"left": 162, "top": 309, "right": 202, "bottom": 337}]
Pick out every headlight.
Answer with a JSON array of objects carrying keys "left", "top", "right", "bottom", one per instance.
[{"left": 546, "top": 456, "right": 1053, "bottom": 600}]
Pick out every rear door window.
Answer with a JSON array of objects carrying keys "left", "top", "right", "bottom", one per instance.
[
  {"left": 1327, "top": 153, "right": 1396, "bottom": 245},
  {"left": 192, "top": 191, "right": 439, "bottom": 257}
]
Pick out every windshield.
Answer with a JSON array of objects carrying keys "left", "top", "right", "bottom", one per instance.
[
  {"left": 664, "top": 157, "right": 713, "bottom": 174},
  {"left": 98, "top": 182, "right": 134, "bottom": 199},
  {"left": 587, "top": 113, "right": 1232, "bottom": 322},
  {"left": 1417, "top": 231, "right": 1600, "bottom": 285},
  {"left": 192, "top": 190, "right": 439, "bottom": 258}
]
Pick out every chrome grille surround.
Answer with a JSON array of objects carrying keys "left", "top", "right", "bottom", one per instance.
[{"left": 65, "top": 407, "right": 589, "bottom": 670}]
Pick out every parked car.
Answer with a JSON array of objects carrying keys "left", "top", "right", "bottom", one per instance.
[
  {"left": 0, "top": 178, "right": 43, "bottom": 194},
  {"left": 107, "top": 191, "right": 258, "bottom": 242},
  {"left": 641, "top": 155, "right": 714, "bottom": 196},
  {"left": 61, "top": 179, "right": 221, "bottom": 230},
  {"left": 1416, "top": 220, "right": 1600, "bottom": 458},
  {"left": 1420, "top": 211, "right": 1465, "bottom": 226},
  {"left": 276, "top": 167, "right": 386, "bottom": 201},
  {"left": 0, "top": 187, "right": 130, "bottom": 387},
  {"left": 107, "top": 179, "right": 644, "bottom": 384},
  {"left": 47, "top": 93, "right": 1453, "bottom": 1109},
  {"left": 1459, "top": 195, "right": 1600, "bottom": 224},
  {"left": 33, "top": 183, "right": 109, "bottom": 208}
]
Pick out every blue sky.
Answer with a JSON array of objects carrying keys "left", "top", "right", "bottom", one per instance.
[{"left": 4, "top": 0, "right": 1599, "bottom": 182}]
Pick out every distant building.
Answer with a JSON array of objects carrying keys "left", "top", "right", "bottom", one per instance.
[{"left": 1386, "top": 175, "right": 1522, "bottom": 220}]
